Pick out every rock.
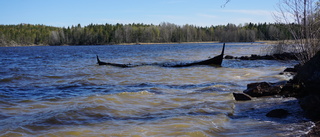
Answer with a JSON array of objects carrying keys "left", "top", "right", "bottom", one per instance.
[
  {"left": 294, "top": 52, "right": 320, "bottom": 94},
  {"left": 283, "top": 67, "right": 297, "bottom": 72},
  {"left": 239, "top": 56, "right": 250, "bottom": 60},
  {"left": 273, "top": 52, "right": 298, "bottom": 60},
  {"left": 233, "top": 92, "right": 252, "bottom": 101},
  {"left": 281, "top": 64, "right": 301, "bottom": 75},
  {"left": 279, "top": 80, "right": 305, "bottom": 97},
  {"left": 266, "top": 109, "right": 289, "bottom": 118},
  {"left": 250, "top": 54, "right": 259, "bottom": 60},
  {"left": 299, "top": 95, "right": 320, "bottom": 120},
  {"left": 224, "top": 52, "right": 298, "bottom": 61},
  {"left": 279, "top": 68, "right": 296, "bottom": 76},
  {"left": 243, "top": 82, "right": 283, "bottom": 97},
  {"left": 263, "top": 55, "right": 275, "bottom": 60},
  {"left": 306, "top": 121, "right": 320, "bottom": 136},
  {"left": 292, "top": 51, "right": 320, "bottom": 120},
  {"left": 224, "top": 55, "right": 235, "bottom": 59}
]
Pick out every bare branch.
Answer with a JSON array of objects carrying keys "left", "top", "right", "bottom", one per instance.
[
  {"left": 222, "top": 0, "right": 231, "bottom": 7},
  {"left": 274, "top": 0, "right": 320, "bottom": 64}
]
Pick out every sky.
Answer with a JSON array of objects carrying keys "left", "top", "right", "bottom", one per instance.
[{"left": 0, "top": 0, "right": 281, "bottom": 27}]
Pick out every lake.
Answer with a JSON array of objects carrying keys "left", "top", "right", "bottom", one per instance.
[{"left": 0, "top": 43, "right": 314, "bottom": 136}]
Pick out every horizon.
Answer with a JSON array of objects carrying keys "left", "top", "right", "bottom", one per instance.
[
  {"left": 1, "top": 21, "right": 278, "bottom": 28},
  {"left": 1, "top": 0, "right": 280, "bottom": 27}
]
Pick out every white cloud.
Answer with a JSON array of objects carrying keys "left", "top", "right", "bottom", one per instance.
[
  {"left": 220, "top": 9, "right": 275, "bottom": 16},
  {"left": 197, "top": 14, "right": 218, "bottom": 19}
]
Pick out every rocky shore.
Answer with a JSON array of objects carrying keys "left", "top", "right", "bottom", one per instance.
[
  {"left": 225, "top": 52, "right": 298, "bottom": 60},
  {"left": 230, "top": 52, "right": 320, "bottom": 136}
]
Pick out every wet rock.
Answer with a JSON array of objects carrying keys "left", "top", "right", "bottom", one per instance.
[
  {"left": 307, "top": 121, "right": 320, "bottom": 136},
  {"left": 243, "top": 82, "right": 283, "bottom": 97},
  {"left": 273, "top": 52, "right": 298, "bottom": 60},
  {"left": 239, "top": 56, "right": 251, "bottom": 60},
  {"left": 292, "top": 51, "right": 320, "bottom": 120},
  {"left": 279, "top": 82, "right": 304, "bottom": 97},
  {"left": 284, "top": 67, "right": 297, "bottom": 73},
  {"left": 224, "top": 55, "right": 235, "bottom": 59},
  {"left": 300, "top": 95, "right": 320, "bottom": 120},
  {"left": 279, "top": 78, "right": 308, "bottom": 98},
  {"left": 280, "top": 64, "right": 301, "bottom": 75},
  {"left": 224, "top": 52, "right": 298, "bottom": 61},
  {"left": 294, "top": 52, "right": 320, "bottom": 94},
  {"left": 279, "top": 67, "right": 297, "bottom": 76},
  {"left": 249, "top": 54, "right": 274, "bottom": 60},
  {"left": 233, "top": 92, "right": 252, "bottom": 101},
  {"left": 266, "top": 109, "right": 289, "bottom": 118}
]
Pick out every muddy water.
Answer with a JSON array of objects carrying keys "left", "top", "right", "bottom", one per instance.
[{"left": 0, "top": 43, "right": 313, "bottom": 136}]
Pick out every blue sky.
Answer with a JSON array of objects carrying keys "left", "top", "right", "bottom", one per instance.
[{"left": 1, "top": 0, "right": 280, "bottom": 27}]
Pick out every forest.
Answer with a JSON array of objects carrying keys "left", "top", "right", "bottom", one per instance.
[{"left": 0, "top": 22, "right": 294, "bottom": 47}]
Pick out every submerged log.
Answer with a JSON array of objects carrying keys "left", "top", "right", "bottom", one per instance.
[{"left": 97, "top": 43, "right": 225, "bottom": 68}]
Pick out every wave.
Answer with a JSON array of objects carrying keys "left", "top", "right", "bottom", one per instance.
[{"left": 0, "top": 75, "right": 31, "bottom": 83}]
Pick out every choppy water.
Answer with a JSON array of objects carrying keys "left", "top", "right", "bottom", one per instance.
[{"left": 0, "top": 43, "right": 314, "bottom": 136}]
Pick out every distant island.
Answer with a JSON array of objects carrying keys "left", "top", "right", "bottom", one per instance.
[{"left": 0, "top": 22, "right": 296, "bottom": 47}]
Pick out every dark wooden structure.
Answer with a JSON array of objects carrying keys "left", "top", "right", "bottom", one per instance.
[{"left": 97, "top": 43, "right": 225, "bottom": 67}]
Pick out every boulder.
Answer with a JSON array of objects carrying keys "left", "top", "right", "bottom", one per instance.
[
  {"left": 224, "top": 52, "right": 298, "bottom": 61},
  {"left": 243, "top": 82, "right": 283, "bottom": 97},
  {"left": 279, "top": 82, "right": 304, "bottom": 97},
  {"left": 280, "top": 64, "right": 301, "bottom": 76},
  {"left": 266, "top": 109, "right": 289, "bottom": 118},
  {"left": 306, "top": 121, "right": 320, "bottom": 136},
  {"left": 238, "top": 56, "right": 251, "bottom": 60},
  {"left": 294, "top": 51, "right": 320, "bottom": 94},
  {"left": 283, "top": 67, "right": 297, "bottom": 73},
  {"left": 299, "top": 95, "right": 320, "bottom": 120},
  {"left": 293, "top": 51, "right": 320, "bottom": 120},
  {"left": 233, "top": 92, "right": 252, "bottom": 101},
  {"left": 273, "top": 52, "right": 298, "bottom": 60},
  {"left": 224, "top": 55, "right": 235, "bottom": 59}
]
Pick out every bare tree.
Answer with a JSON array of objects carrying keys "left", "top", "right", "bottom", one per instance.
[
  {"left": 49, "top": 30, "right": 65, "bottom": 45},
  {"left": 275, "top": 0, "right": 320, "bottom": 64},
  {"left": 123, "top": 25, "right": 133, "bottom": 43}
]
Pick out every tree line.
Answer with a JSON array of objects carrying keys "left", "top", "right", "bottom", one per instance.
[{"left": 0, "top": 22, "right": 295, "bottom": 46}]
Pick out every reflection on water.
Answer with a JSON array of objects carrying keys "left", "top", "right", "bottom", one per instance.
[{"left": 0, "top": 43, "right": 312, "bottom": 136}]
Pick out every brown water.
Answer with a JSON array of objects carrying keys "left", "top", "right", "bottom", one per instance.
[{"left": 0, "top": 43, "right": 314, "bottom": 136}]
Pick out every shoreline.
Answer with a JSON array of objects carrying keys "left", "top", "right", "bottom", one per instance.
[
  {"left": 231, "top": 50, "right": 320, "bottom": 136},
  {"left": 0, "top": 40, "right": 282, "bottom": 47}
]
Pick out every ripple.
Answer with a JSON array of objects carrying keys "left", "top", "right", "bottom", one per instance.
[{"left": 0, "top": 44, "right": 307, "bottom": 136}]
